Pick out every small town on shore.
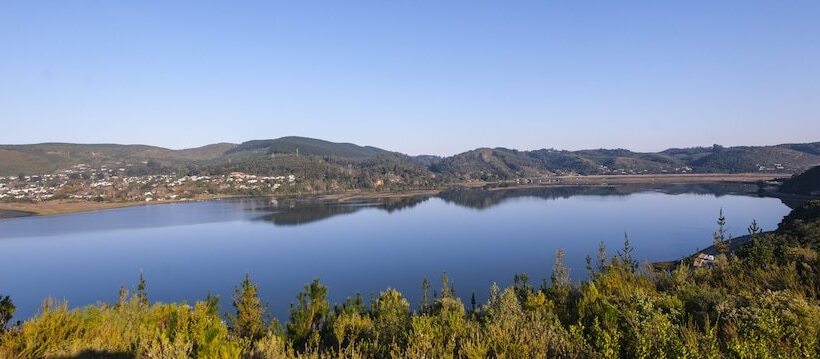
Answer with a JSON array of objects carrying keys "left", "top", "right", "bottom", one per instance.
[
  {"left": 0, "top": 163, "right": 296, "bottom": 203},
  {"left": 0, "top": 160, "right": 791, "bottom": 206}
]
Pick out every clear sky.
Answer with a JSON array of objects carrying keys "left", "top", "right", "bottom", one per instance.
[{"left": 1, "top": 1, "right": 819, "bottom": 155}]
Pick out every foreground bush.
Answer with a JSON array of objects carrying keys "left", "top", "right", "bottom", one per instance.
[{"left": 2, "top": 201, "right": 820, "bottom": 358}]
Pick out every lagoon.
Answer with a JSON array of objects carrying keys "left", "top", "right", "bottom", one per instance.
[{"left": 0, "top": 184, "right": 791, "bottom": 321}]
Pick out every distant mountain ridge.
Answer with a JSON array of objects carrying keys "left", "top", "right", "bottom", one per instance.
[{"left": 1, "top": 138, "right": 819, "bottom": 179}]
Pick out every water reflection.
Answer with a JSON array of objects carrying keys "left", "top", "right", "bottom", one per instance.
[
  {"left": 253, "top": 196, "right": 429, "bottom": 226},
  {"left": 0, "top": 183, "right": 793, "bottom": 322},
  {"left": 252, "top": 183, "right": 773, "bottom": 225},
  {"left": 0, "top": 183, "right": 783, "bottom": 239},
  {"left": 437, "top": 183, "right": 766, "bottom": 209}
]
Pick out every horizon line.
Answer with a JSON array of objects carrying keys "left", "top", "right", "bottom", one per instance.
[{"left": 1, "top": 136, "right": 818, "bottom": 158}]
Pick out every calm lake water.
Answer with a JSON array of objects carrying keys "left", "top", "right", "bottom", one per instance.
[{"left": 0, "top": 184, "right": 792, "bottom": 321}]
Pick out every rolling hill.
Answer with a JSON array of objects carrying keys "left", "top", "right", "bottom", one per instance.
[
  {"left": 432, "top": 143, "right": 820, "bottom": 180},
  {"left": 1, "top": 138, "right": 819, "bottom": 182},
  {"left": 0, "top": 143, "right": 237, "bottom": 176},
  {"left": 224, "top": 136, "right": 393, "bottom": 158},
  {"left": 780, "top": 165, "right": 820, "bottom": 195}
]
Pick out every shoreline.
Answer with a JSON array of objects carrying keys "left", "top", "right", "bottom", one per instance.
[
  {"left": 0, "top": 173, "right": 787, "bottom": 218},
  {"left": 0, "top": 194, "right": 247, "bottom": 218}
]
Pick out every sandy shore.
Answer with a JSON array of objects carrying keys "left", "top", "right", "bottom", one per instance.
[
  {"left": 0, "top": 194, "right": 244, "bottom": 217},
  {"left": 0, "top": 200, "right": 150, "bottom": 216},
  {"left": 0, "top": 173, "right": 786, "bottom": 218}
]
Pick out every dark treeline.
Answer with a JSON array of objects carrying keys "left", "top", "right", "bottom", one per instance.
[
  {"left": 1, "top": 201, "right": 819, "bottom": 358},
  {"left": 196, "top": 153, "right": 444, "bottom": 194},
  {"left": 780, "top": 165, "right": 820, "bottom": 195}
]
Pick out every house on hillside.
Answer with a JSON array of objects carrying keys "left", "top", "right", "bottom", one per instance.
[{"left": 693, "top": 253, "right": 715, "bottom": 268}]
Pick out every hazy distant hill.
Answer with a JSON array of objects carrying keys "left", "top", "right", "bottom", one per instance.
[
  {"left": 780, "top": 165, "right": 820, "bottom": 195},
  {"left": 1, "top": 138, "right": 818, "bottom": 180}
]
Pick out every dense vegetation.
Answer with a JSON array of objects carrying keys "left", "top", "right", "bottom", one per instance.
[
  {"left": 2, "top": 138, "right": 819, "bottom": 182},
  {"left": 224, "top": 137, "right": 392, "bottom": 159},
  {"left": 780, "top": 165, "right": 820, "bottom": 195},
  {"left": 0, "top": 143, "right": 236, "bottom": 176},
  {"left": 433, "top": 143, "right": 820, "bottom": 180},
  {"left": 2, "top": 200, "right": 819, "bottom": 358},
  {"left": 196, "top": 153, "right": 442, "bottom": 193}
]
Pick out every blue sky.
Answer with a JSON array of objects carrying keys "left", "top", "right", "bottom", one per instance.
[{"left": 1, "top": 1, "right": 819, "bottom": 155}]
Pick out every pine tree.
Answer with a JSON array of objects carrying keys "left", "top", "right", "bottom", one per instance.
[
  {"left": 136, "top": 271, "right": 148, "bottom": 307},
  {"left": 0, "top": 294, "right": 14, "bottom": 331},
  {"left": 420, "top": 277, "right": 431, "bottom": 314},
  {"left": 514, "top": 273, "right": 533, "bottom": 303},
  {"left": 230, "top": 274, "right": 267, "bottom": 340},
  {"left": 748, "top": 219, "right": 762, "bottom": 236},
  {"left": 287, "top": 278, "right": 329, "bottom": 349},
  {"left": 596, "top": 241, "right": 608, "bottom": 274},
  {"left": 440, "top": 272, "right": 454, "bottom": 298},
  {"left": 117, "top": 284, "right": 128, "bottom": 307},
  {"left": 618, "top": 233, "right": 638, "bottom": 273},
  {"left": 713, "top": 209, "right": 731, "bottom": 254},
  {"left": 551, "top": 248, "right": 570, "bottom": 288},
  {"left": 470, "top": 292, "right": 477, "bottom": 315},
  {"left": 549, "top": 248, "right": 573, "bottom": 324},
  {"left": 204, "top": 291, "right": 220, "bottom": 316}
]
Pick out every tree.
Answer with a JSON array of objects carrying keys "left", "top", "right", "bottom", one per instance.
[
  {"left": 288, "top": 278, "right": 329, "bottom": 350},
  {"left": 0, "top": 294, "right": 14, "bottom": 330},
  {"left": 549, "top": 248, "right": 573, "bottom": 324},
  {"left": 585, "top": 254, "right": 594, "bottom": 278},
  {"left": 748, "top": 219, "right": 762, "bottom": 236},
  {"left": 136, "top": 271, "right": 148, "bottom": 306},
  {"left": 372, "top": 288, "right": 411, "bottom": 349},
  {"left": 713, "top": 209, "right": 731, "bottom": 254},
  {"left": 551, "top": 248, "right": 570, "bottom": 288},
  {"left": 439, "top": 272, "right": 455, "bottom": 299},
  {"left": 230, "top": 274, "right": 267, "bottom": 340},
  {"left": 470, "top": 292, "right": 477, "bottom": 314},
  {"left": 513, "top": 273, "right": 533, "bottom": 303},
  {"left": 596, "top": 241, "right": 608, "bottom": 274},
  {"left": 117, "top": 284, "right": 128, "bottom": 307},
  {"left": 420, "top": 277, "right": 431, "bottom": 314},
  {"left": 617, "top": 233, "right": 638, "bottom": 273},
  {"left": 204, "top": 291, "right": 220, "bottom": 316}
]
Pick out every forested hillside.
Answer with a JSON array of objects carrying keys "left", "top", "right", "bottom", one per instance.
[
  {"left": 434, "top": 143, "right": 820, "bottom": 180},
  {"left": 0, "top": 143, "right": 236, "bottom": 176},
  {"left": 225, "top": 137, "right": 393, "bottom": 159},
  {"left": 780, "top": 165, "right": 820, "bottom": 195},
  {"left": 2, "top": 138, "right": 819, "bottom": 183},
  {"left": 2, "top": 200, "right": 819, "bottom": 358},
  {"left": 196, "top": 152, "right": 442, "bottom": 192}
]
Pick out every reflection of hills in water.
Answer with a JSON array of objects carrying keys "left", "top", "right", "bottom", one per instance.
[
  {"left": 256, "top": 183, "right": 767, "bottom": 226},
  {"left": 254, "top": 196, "right": 430, "bottom": 226},
  {"left": 0, "top": 184, "right": 777, "bottom": 236},
  {"left": 437, "top": 183, "right": 763, "bottom": 209}
]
